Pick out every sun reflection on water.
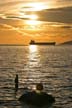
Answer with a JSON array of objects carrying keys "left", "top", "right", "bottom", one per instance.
[
  {"left": 29, "top": 45, "right": 38, "bottom": 53},
  {"left": 28, "top": 45, "right": 39, "bottom": 66}
]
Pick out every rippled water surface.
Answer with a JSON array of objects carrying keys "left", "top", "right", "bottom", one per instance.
[{"left": 0, "top": 45, "right": 72, "bottom": 108}]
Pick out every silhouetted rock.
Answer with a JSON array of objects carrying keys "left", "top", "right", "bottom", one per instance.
[{"left": 19, "top": 91, "right": 55, "bottom": 107}]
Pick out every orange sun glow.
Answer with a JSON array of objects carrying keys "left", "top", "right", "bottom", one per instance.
[{"left": 28, "top": 2, "right": 47, "bottom": 11}]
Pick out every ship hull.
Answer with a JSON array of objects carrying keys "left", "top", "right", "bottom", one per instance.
[
  {"left": 29, "top": 40, "right": 56, "bottom": 45},
  {"left": 30, "top": 43, "right": 55, "bottom": 45}
]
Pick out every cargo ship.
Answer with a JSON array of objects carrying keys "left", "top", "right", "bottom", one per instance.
[{"left": 30, "top": 40, "right": 56, "bottom": 45}]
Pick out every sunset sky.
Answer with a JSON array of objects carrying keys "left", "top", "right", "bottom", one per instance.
[{"left": 0, "top": 0, "right": 72, "bottom": 44}]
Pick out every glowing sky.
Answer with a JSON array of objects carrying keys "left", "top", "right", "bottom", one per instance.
[{"left": 0, "top": 0, "right": 72, "bottom": 44}]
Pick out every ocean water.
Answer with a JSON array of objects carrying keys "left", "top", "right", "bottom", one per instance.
[{"left": 0, "top": 45, "right": 72, "bottom": 108}]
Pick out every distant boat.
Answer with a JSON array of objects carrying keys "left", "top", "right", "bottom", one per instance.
[{"left": 30, "top": 40, "right": 56, "bottom": 45}]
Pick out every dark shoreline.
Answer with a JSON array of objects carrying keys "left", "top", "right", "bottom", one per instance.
[{"left": 0, "top": 44, "right": 26, "bottom": 46}]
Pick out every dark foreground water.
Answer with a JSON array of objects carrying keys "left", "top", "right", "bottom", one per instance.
[{"left": 0, "top": 45, "right": 72, "bottom": 108}]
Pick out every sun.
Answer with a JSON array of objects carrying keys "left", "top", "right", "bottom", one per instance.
[
  {"left": 28, "top": 2, "right": 47, "bottom": 11},
  {"left": 29, "top": 14, "right": 38, "bottom": 20},
  {"left": 26, "top": 20, "right": 40, "bottom": 25},
  {"left": 19, "top": 2, "right": 48, "bottom": 20}
]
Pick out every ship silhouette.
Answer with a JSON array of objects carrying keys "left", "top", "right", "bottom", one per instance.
[{"left": 30, "top": 40, "right": 56, "bottom": 45}]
